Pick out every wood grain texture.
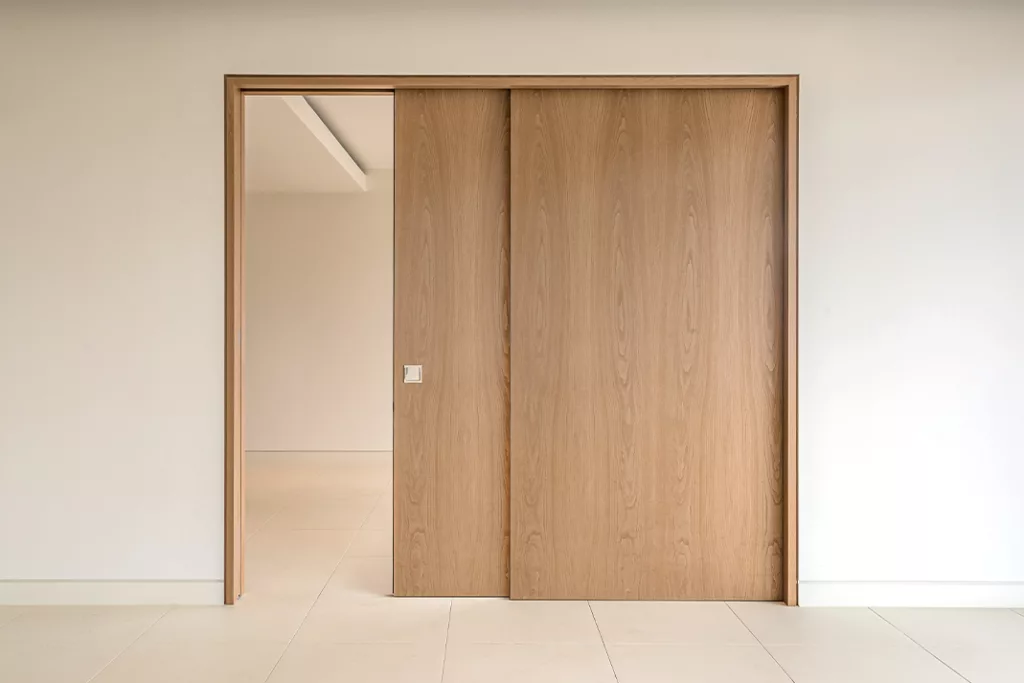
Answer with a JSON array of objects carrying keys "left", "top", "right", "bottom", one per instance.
[
  {"left": 229, "top": 75, "right": 797, "bottom": 93},
  {"left": 394, "top": 90, "right": 511, "bottom": 596},
  {"left": 784, "top": 80, "right": 800, "bottom": 606},
  {"left": 511, "top": 89, "right": 785, "bottom": 600},
  {"left": 224, "top": 80, "right": 243, "bottom": 605}
]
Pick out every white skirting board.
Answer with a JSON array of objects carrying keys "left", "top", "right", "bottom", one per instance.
[
  {"left": 0, "top": 581, "right": 223, "bottom": 605},
  {"left": 799, "top": 581, "right": 1024, "bottom": 607}
]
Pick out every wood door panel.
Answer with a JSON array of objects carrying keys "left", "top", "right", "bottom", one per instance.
[
  {"left": 510, "top": 89, "right": 784, "bottom": 600},
  {"left": 394, "top": 90, "right": 510, "bottom": 596}
]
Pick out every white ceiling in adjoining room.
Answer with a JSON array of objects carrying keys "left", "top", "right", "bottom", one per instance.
[
  {"left": 245, "top": 94, "right": 394, "bottom": 194},
  {"left": 305, "top": 96, "right": 395, "bottom": 171}
]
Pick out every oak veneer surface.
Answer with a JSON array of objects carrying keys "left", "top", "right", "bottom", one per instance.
[
  {"left": 510, "top": 89, "right": 784, "bottom": 600},
  {"left": 394, "top": 90, "right": 511, "bottom": 596},
  {"left": 230, "top": 75, "right": 797, "bottom": 93},
  {"left": 225, "top": 84, "right": 244, "bottom": 604}
]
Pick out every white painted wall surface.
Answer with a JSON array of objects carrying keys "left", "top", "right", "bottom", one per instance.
[
  {"left": 1, "top": 1, "right": 1022, "bottom": 604},
  {"left": 244, "top": 176, "right": 394, "bottom": 452}
]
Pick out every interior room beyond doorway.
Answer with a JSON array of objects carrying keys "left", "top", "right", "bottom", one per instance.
[{"left": 242, "top": 92, "right": 395, "bottom": 600}]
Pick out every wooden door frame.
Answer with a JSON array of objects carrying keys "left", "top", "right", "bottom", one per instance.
[{"left": 224, "top": 74, "right": 800, "bottom": 606}]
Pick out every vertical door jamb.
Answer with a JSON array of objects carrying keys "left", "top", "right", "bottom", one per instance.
[{"left": 224, "top": 78, "right": 244, "bottom": 605}]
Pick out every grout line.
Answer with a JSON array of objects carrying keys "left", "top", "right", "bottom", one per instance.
[
  {"left": 246, "top": 461, "right": 391, "bottom": 682},
  {"left": 85, "top": 606, "right": 172, "bottom": 683},
  {"left": 259, "top": 533, "right": 359, "bottom": 683},
  {"left": 869, "top": 608, "right": 971, "bottom": 682},
  {"left": 439, "top": 600, "right": 454, "bottom": 683},
  {"left": 725, "top": 602, "right": 796, "bottom": 683},
  {"left": 588, "top": 601, "right": 620, "bottom": 682},
  {"left": 247, "top": 507, "right": 284, "bottom": 540},
  {"left": 0, "top": 609, "right": 27, "bottom": 633},
  {"left": 359, "top": 491, "right": 387, "bottom": 530}
]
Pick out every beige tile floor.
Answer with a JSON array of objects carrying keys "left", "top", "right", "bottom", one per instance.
[{"left": 2, "top": 451, "right": 1023, "bottom": 682}]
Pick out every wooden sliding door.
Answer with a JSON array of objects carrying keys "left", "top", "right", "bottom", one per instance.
[
  {"left": 393, "top": 90, "right": 511, "bottom": 596},
  {"left": 510, "top": 89, "right": 785, "bottom": 600}
]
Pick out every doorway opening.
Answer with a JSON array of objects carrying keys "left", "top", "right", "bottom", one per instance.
[{"left": 236, "top": 91, "right": 395, "bottom": 604}]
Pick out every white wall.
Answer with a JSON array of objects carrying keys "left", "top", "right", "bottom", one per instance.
[
  {"left": 244, "top": 176, "right": 394, "bottom": 452},
  {"left": 1, "top": 1, "right": 1022, "bottom": 605}
]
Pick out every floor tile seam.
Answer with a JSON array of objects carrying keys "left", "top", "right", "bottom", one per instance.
[
  {"left": 724, "top": 602, "right": 796, "bottom": 683},
  {"left": 868, "top": 607, "right": 971, "bottom": 682},
  {"left": 259, "top": 531, "right": 359, "bottom": 682},
  {"left": 83, "top": 606, "right": 172, "bottom": 683},
  {"left": 438, "top": 600, "right": 455, "bottom": 682},
  {"left": 588, "top": 601, "right": 621, "bottom": 682}
]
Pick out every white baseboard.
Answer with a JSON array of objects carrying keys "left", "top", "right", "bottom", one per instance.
[
  {"left": 799, "top": 581, "right": 1024, "bottom": 607},
  {"left": 0, "top": 581, "right": 223, "bottom": 606},
  {"left": 5, "top": 579, "right": 1020, "bottom": 608}
]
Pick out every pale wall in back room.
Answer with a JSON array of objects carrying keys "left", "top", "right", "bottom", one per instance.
[
  {"left": 0, "top": 1, "right": 1022, "bottom": 604},
  {"left": 244, "top": 174, "right": 394, "bottom": 452}
]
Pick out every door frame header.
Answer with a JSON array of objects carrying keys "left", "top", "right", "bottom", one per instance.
[{"left": 228, "top": 74, "right": 797, "bottom": 93}]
